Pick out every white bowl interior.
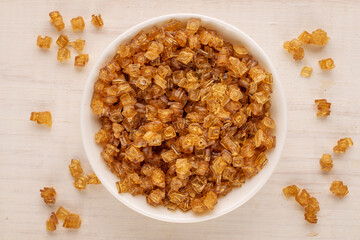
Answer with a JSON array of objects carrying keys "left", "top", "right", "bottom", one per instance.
[{"left": 81, "top": 13, "right": 287, "bottom": 223}]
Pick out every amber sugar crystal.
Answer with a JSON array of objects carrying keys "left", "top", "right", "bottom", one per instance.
[
  {"left": 46, "top": 212, "right": 58, "bottom": 232},
  {"left": 56, "top": 34, "right": 69, "bottom": 48},
  {"left": 63, "top": 213, "right": 81, "bottom": 229},
  {"left": 87, "top": 172, "right": 101, "bottom": 184},
  {"left": 300, "top": 66, "right": 313, "bottom": 78},
  {"left": 296, "top": 189, "right": 311, "bottom": 207},
  {"left": 298, "top": 31, "right": 312, "bottom": 44},
  {"left": 37, "top": 35, "right": 52, "bottom": 49},
  {"left": 40, "top": 187, "right": 56, "bottom": 205},
  {"left": 319, "top": 153, "right": 333, "bottom": 171},
  {"left": 71, "top": 16, "right": 85, "bottom": 32},
  {"left": 282, "top": 185, "right": 300, "bottom": 199},
  {"left": 55, "top": 206, "right": 70, "bottom": 221},
  {"left": 30, "top": 111, "right": 52, "bottom": 127},
  {"left": 49, "top": 11, "right": 65, "bottom": 31},
  {"left": 319, "top": 58, "right": 335, "bottom": 70},
  {"left": 91, "top": 18, "right": 276, "bottom": 213},
  {"left": 69, "top": 159, "right": 83, "bottom": 178},
  {"left": 57, "top": 47, "right": 71, "bottom": 61},
  {"left": 330, "top": 181, "right": 349, "bottom": 198},
  {"left": 315, "top": 99, "right": 331, "bottom": 117},
  {"left": 283, "top": 39, "right": 304, "bottom": 60},
  {"left": 310, "top": 29, "right": 329, "bottom": 46},
  {"left": 69, "top": 38, "right": 86, "bottom": 52},
  {"left": 91, "top": 14, "right": 104, "bottom": 28},
  {"left": 73, "top": 176, "right": 87, "bottom": 190},
  {"left": 74, "top": 54, "right": 89, "bottom": 67},
  {"left": 333, "top": 137, "right": 353, "bottom": 153}
]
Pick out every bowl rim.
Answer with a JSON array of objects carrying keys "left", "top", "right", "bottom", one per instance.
[{"left": 81, "top": 13, "right": 287, "bottom": 223}]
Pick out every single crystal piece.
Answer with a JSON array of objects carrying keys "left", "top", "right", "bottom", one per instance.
[
  {"left": 30, "top": 111, "right": 52, "bottom": 127},
  {"left": 120, "top": 93, "right": 136, "bottom": 106},
  {"left": 163, "top": 126, "right": 176, "bottom": 140},
  {"left": 310, "top": 29, "right": 329, "bottom": 46},
  {"left": 220, "top": 135, "right": 240, "bottom": 156},
  {"left": 186, "top": 18, "right": 201, "bottom": 35},
  {"left": 95, "top": 129, "right": 109, "bottom": 145},
  {"left": 135, "top": 76, "right": 152, "bottom": 90},
  {"left": 147, "top": 189, "right": 165, "bottom": 206},
  {"left": 158, "top": 109, "right": 173, "bottom": 122},
  {"left": 71, "top": 16, "right": 85, "bottom": 31},
  {"left": 124, "top": 64, "right": 141, "bottom": 77},
  {"left": 46, "top": 212, "right": 58, "bottom": 232},
  {"left": 87, "top": 172, "right": 101, "bottom": 184},
  {"left": 40, "top": 187, "right": 56, "bottom": 205},
  {"left": 91, "top": 14, "right": 104, "bottom": 28},
  {"left": 163, "top": 19, "right": 182, "bottom": 31},
  {"left": 175, "top": 30, "right": 187, "bottom": 47},
  {"left": 122, "top": 106, "right": 137, "bottom": 119},
  {"left": 318, "top": 58, "right": 335, "bottom": 70},
  {"left": 74, "top": 54, "right": 89, "bottom": 67},
  {"left": 176, "top": 158, "right": 192, "bottom": 179},
  {"left": 203, "top": 191, "right": 217, "bottom": 210},
  {"left": 295, "top": 189, "right": 310, "bottom": 207},
  {"left": 333, "top": 137, "right": 353, "bottom": 153},
  {"left": 144, "top": 41, "right": 164, "bottom": 61},
  {"left": 57, "top": 47, "right": 71, "bottom": 61},
  {"left": 56, "top": 34, "right": 69, "bottom": 48},
  {"left": 56, "top": 206, "right": 70, "bottom": 221},
  {"left": 143, "top": 131, "right": 162, "bottom": 146},
  {"left": 300, "top": 66, "right": 313, "bottom": 77},
  {"left": 319, "top": 154, "right": 333, "bottom": 171},
  {"left": 228, "top": 85, "right": 243, "bottom": 101},
  {"left": 330, "top": 181, "right": 349, "bottom": 198},
  {"left": 298, "top": 31, "right": 312, "bottom": 44},
  {"left": 232, "top": 111, "right": 247, "bottom": 127},
  {"left": 233, "top": 45, "right": 248, "bottom": 58},
  {"left": 315, "top": 99, "right": 331, "bottom": 117},
  {"left": 282, "top": 185, "right": 300, "bottom": 199},
  {"left": 228, "top": 57, "right": 248, "bottom": 77},
  {"left": 208, "top": 126, "right": 220, "bottom": 139},
  {"left": 69, "top": 159, "right": 83, "bottom": 178},
  {"left": 151, "top": 168, "right": 165, "bottom": 188},
  {"left": 211, "top": 156, "right": 227, "bottom": 175},
  {"left": 37, "top": 35, "right": 52, "bottom": 49},
  {"left": 125, "top": 145, "right": 145, "bottom": 163},
  {"left": 113, "top": 123, "right": 124, "bottom": 138},
  {"left": 63, "top": 213, "right": 81, "bottom": 229},
  {"left": 161, "top": 149, "right": 177, "bottom": 163},
  {"left": 154, "top": 75, "right": 167, "bottom": 89},
  {"left": 49, "top": 11, "right": 65, "bottom": 31},
  {"left": 69, "top": 38, "right": 86, "bottom": 52},
  {"left": 73, "top": 176, "right": 87, "bottom": 190},
  {"left": 222, "top": 166, "right": 236, "bottom": 182},
  {"left": 177, "top": 47, "right": 194, "bottom": 64},
  {"left": 191, "top": 198, "right": 207, "bottom": 213}
]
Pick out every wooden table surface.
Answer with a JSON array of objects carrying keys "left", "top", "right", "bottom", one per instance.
[{"left": 1, "top": 0, "right": 359, "bottom": 239}]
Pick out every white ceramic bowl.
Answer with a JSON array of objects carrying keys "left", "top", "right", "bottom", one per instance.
[{"left": 81, "top": 13, "right": 287, "bottom": 223}]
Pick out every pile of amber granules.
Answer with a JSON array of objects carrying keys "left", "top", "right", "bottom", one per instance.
[
  {"left": 91, "top": 18, "right": 276, "bottom": 213},
  {"left": 282, "top": 28, "right": 353, "bottom": 224},
  {"left": 37, "top": 11, "right": 104, "bottom": 67}
]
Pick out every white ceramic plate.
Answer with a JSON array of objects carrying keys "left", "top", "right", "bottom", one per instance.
[{"left": 81, "top": 13, "right": 287, "bottom": 223}]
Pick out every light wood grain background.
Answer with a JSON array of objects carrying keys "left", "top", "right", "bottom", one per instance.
[{"left": 0, "top": 0, "right": 359, "bottom": 239}]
